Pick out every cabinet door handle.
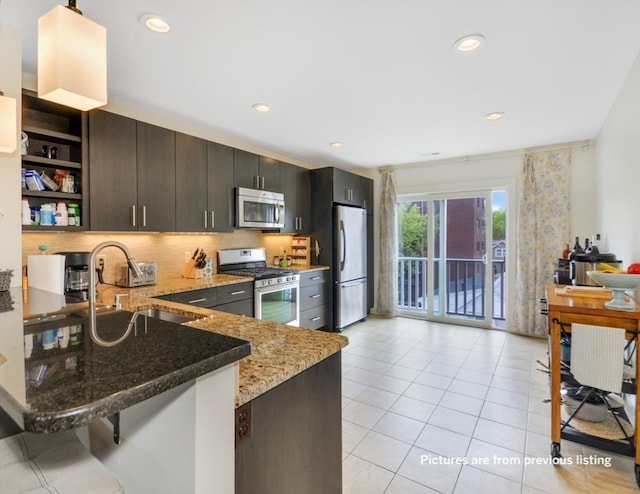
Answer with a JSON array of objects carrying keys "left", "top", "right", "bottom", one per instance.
[
  {"left": 310, "top": 316, "right": 321, "bottom": 322},
  {"left": 261, "top": 176, "right": 265, "bottom": 189},
  {"left": 311, "top": 294, "right": 321, "bottom": 299},
  {"left": 310, "top": 276, "right": 321, "bottom": 281},
  {"left": 142, "top": 206, "right": 147, "bottom": 227},
  {"left": 132, "top": 205, "right": 136, "bottom": 227},
  {"left": 211, "top": 210, "right": 215, "bottom": 229},
  {"left": 188, "top": 298, "right": 207, "bottom": 304},
  {"left": 254, "top": 176, "right": 258, "bottom": 189},
  {"left": 203, "top": 210, "right": 208, "bottom": 229},
  {"left": 230, "top": 290, "right": 246, "bottom": 296}
]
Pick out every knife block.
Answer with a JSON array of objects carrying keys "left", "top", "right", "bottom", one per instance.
[{"left": 182, "top": 260, "right": 204, "bottom": 279}]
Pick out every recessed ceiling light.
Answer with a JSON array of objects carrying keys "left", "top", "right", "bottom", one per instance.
[
  {"left": 485, "top": 112, "right": 505, "bottom": 121},
  {"left": 252, "top": 103, "right": 270, "bottom": 113},
  {"left": 330, "top": 142, "right": 343, "bottom": 148},
  {"left": 453, "top": 34, "right": 485, "bottom": 53},
  {"left": 140, "top": 14, "right": 171, "bottom": 33}
]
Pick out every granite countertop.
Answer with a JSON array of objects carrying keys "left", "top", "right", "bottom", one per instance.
[
  {"left": 0, "top": 287, "right": 250, "bottom": 432},
  {"left": 99, "top": 267, "right": 346, "bottom": 408},
  {"left": 0, "top": 265, "right": 346, "bottom": 430}
]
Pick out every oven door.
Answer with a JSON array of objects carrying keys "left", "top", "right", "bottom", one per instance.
[
  {"left": 255, "top": 283, "right": 299, "bottom": 327},
  {"left": 236, "top": 188, "right": 285, "bottom": 229}
]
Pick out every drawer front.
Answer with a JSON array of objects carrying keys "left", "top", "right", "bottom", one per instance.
[
  {"left": 299, "top": 306, "right": 328, "bottom": 330},
  {"left": 170, "top": 288, "right": 217, "bottom": 308},
  {"left": 300, "top": 284, "right": 328, "bottom": 311},
  {"left": 216, "top": 281, "right": 253, "bottom": 305},
  {"left": 300, "top": 270, "right": 329, "bottom": 287},
  {"left": 215, "top": 298, "right": 254, "bottom": 317}
]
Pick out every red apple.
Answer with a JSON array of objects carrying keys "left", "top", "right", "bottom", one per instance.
[{"left": 627, "top": 263, "right": 640, "bottom": 274}]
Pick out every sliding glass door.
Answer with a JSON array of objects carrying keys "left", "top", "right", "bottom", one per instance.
[{"left": 398, "top": 190, "right": 507, "bottom": 328}]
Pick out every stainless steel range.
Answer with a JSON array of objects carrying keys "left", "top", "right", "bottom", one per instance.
[{"left": 218, "top": 248, "right": 300, "bottom": 326}]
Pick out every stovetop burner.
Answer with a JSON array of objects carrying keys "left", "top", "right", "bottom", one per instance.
[
  {"left": 218, "top": 247, "right": 298, "bottom": 284},
  {"left": 222, "top": 267, "right": 296, "bottom": 280}
]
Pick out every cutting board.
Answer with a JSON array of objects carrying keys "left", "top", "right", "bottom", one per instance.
[{"left": 555, "top": 286, "right": 613, "bottom": 299}]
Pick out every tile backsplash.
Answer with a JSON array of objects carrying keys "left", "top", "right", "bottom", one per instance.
[{"left": 22, "top": 231, "right": 295, "bottom": 284}]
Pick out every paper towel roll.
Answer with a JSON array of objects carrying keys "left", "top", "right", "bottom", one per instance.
[
  {"left": 27, "top": 287, "right": 66, "bottom": 314},
  {"left": 27, "top": 255, "right": 66, "bottom": 294}
]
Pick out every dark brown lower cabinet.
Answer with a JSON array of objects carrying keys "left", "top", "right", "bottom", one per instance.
[{"left": 235, "top": 352, "right": 342, "bottom": 494}]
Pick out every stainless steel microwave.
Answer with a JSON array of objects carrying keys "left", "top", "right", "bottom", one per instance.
[{"left": 236, "top": 187, "right": 285, "bottom": 229}]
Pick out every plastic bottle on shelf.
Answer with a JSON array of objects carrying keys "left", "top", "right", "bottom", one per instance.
[
  {"left": 55, "top": 202, "right": 68, "bottom": 226},
  {"left": 68, "top": 203, "right": 80, "bottom": 227},
  {"left": 40, "top": 204, "right": 54, "bottom": 226},
  {"left": 22, "top": 198, "right": 31, "bottom": 225}
]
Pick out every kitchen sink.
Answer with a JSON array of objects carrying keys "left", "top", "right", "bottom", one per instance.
[{"left": 136, "top": 309, "right": 195, "bottom": 324}]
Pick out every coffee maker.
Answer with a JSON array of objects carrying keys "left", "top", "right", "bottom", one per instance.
[{"left": 57, "top": 251, "right": 91, "bottom": 300}]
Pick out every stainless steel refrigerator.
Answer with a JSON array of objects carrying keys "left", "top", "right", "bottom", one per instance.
[{"left": 334, "top": 205, "right": 367, "bottom": 330}]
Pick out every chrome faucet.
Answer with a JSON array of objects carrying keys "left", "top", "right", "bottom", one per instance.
[{"left": 89, "top": 241, "right": 143, "bottom": 347}]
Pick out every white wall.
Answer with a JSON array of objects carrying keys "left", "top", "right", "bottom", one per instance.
[
  {"left": 393, "top": 143, "right": 598, "bottom": 244},
  {"left": 596, "top": 52, "right": 640, "bottom": 265},
  {"left": 0, "top": 23, "right": 22, "bottom": 286}
]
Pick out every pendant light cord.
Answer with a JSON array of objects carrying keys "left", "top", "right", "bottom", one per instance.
[{"left": 66, "top": 0, "right": 82, "bottom": 15}]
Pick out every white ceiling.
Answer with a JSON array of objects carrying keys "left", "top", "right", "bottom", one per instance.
[{"left": 2, "top": 0, "right": 639, "bottom": 171}]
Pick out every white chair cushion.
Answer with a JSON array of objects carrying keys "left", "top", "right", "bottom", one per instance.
[{"left": 0, "top": 431, "right": 124, "bottom": 494}]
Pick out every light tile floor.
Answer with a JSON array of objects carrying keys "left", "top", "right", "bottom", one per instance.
[{"left": 341, "top": 316, "right": 638, "bottom": 494}]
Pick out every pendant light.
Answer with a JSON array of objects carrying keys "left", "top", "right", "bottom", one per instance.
[
  {"left": 38, "top": 0, "right": 107, "bottom": 111},
  {"left": 0, "top": 91, "right": 17, "bottom": 154}
]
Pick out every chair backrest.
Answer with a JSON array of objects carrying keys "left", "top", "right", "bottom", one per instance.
[{"left": 570, "top": 323, "right": 625, "bottom": 393}]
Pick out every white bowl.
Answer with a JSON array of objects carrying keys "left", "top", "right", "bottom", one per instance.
[{"left": 587, "top": 271, "right": 640, "bottom": 289}]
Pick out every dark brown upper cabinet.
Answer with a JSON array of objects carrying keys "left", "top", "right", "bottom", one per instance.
[
  {"left": 234, "top": 149, "right": 280, "bottom": 192},
  {"left": 89, "top": 111, "right": 175, "bottom": 231},
  {"left": 280, "top": 162, "right": 310, "bottom": 234},
  {"left": 175, "top": 136, "right": 234, "bottom": 232}
]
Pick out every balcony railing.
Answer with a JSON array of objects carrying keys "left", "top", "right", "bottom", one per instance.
[{"left": 398, "top": 257, "right": 506, "bottom": 323}]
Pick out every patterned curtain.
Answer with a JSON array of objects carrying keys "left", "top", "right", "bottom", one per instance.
[
  {"left": 512, "top": 149, "right": 571, "bottom": 337},
  {"left": 376, "top": 167, "right": 398, "bottom": 317}
]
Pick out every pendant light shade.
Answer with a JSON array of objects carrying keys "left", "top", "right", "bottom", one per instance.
[
  {"left": 0, "top": 92, "right": 17, "bottom": 154},
  {"left": 38, "top": 4, "right": 107, "bottom": 111}
]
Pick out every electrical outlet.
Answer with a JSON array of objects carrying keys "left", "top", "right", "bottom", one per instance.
[{"left": 97, "top": 255, "right": 106, "bottom": 271}]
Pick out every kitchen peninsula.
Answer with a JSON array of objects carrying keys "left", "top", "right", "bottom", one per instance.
[{"left": 0, "top": 273, "right": 347, "bottom": 494}]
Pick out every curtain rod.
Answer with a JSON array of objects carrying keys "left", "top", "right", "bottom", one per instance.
[{"left": 392, "top": 139, "right": 591, "bottom": 170}]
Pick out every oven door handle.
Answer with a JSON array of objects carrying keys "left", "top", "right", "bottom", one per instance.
[{"left": 255, "top": 282, "right": 299, "bottom": 294}]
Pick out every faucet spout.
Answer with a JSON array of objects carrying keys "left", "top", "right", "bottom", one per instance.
[{"left": 89, "top": 241, "right": 141, "bottom": 347}]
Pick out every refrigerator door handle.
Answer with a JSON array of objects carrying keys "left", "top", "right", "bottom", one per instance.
[
  {"left": 340, "top": 280, "right": 365, "bottom": 288},
  {"left": 339, "top": 220, "right": 346, "bottom": 271}
]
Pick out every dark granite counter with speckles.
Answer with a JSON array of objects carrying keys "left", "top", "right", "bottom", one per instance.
[
  {"left": 0, "top": 287, "right": 250, "bottom": 433},
  {"left": 1, "top": 265, "right": 345, "bottom": 432},
  {"left": 94, "top": 267, "right": 347, "bottom": 408}
]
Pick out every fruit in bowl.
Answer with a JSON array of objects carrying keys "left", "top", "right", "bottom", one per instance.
[
  {"left": 598, "top": 262, "right": 640, "bottom": 274},
  {"left": 628, "top": 263, "right": 640, "bottom": 274},
  {"left": 587, "top": 271, "right": 640, "bottom": 290}
]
